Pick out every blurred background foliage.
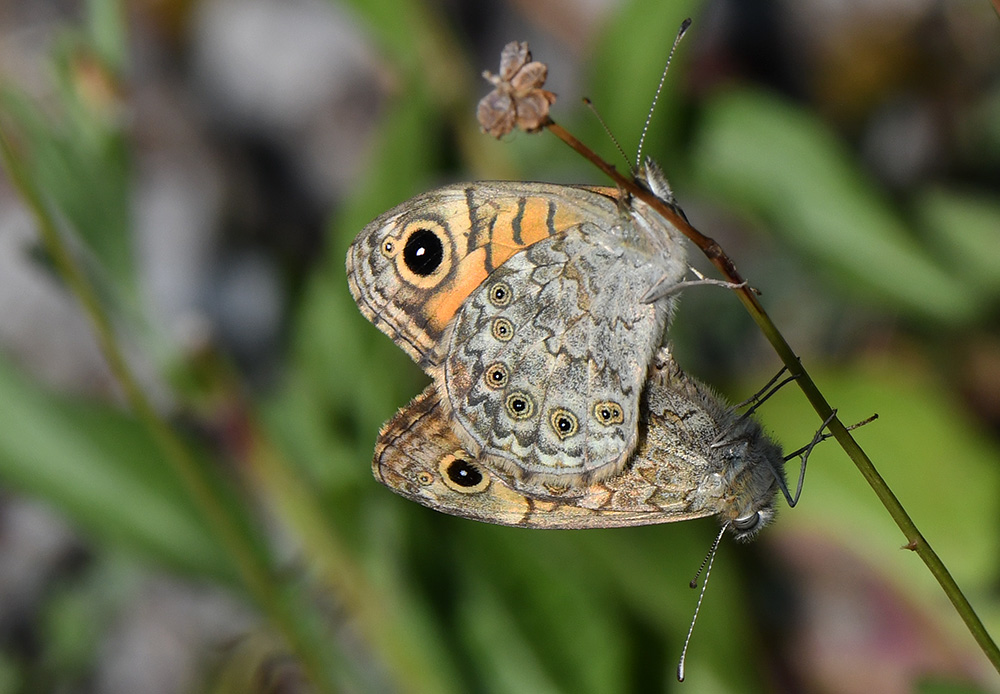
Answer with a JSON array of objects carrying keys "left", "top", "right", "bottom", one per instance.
[{"left": 0, "top": 0, "right": 999, "bottom": 692}]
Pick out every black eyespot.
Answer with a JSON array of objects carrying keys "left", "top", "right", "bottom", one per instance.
[
  {"left": 593, "top": 401, "right": 624, "bottom": 426},
  {"left": 484, "top": 362, "right": 509, "bottom": 389},
  {"left": 491, "top": 317, "right": 514, "bottom": 341},
  {"left": 505, "top": 392, "right": 534, "bottom": 419},
  {"left": 438, "top": 454, "right": 490, "bottom": 494},
  {"left": 403, "top": 228, "right": 444, "bottom": 276},
  {"left": 381, "top": 240, "right": 395, "bottom": 256},
  {"left": 489, "top": 281, "right": 512, "bottom": 306},
  {"left": 446, "top": 459, "right": 483, "bottom": 487},
  {"left": 550, "top": 408, "right": 579, "bottom": 439}
]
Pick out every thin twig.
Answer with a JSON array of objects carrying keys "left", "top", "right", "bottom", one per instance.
[{"left": 542, "top": 118, "right": 1000, "bottom": 674}]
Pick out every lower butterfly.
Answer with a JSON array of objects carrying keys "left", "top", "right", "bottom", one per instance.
[{"left": 373, "top": 347, "right": 784, "bottom": 539}]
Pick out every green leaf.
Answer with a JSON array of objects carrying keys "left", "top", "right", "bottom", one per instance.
[
  {"left": 86, "top": 0, "right": 128, "bottom": 72},
  {"left": 274, "top": 92, "right": 441, "bottom": 492},
  {"left": 457, "top": 566, "right": 565, "bottom": 694},
  {"left": 457, "top": 526, "right": 630, "bottom": 694},
  {"left": 587, "top": 0, "right": 705, "bottom": 159},
  {"left": 916, "top": 187, "right": 1000, "bottom": 297},
  {"left": 0, "top": 357, "right": 234, "bottom": 581},
  {"left": 0, "top": 83, "right": 134, "bottom": 299},
  {"left": 691, "top": 89, "right": 979, "bottom": 324},
  {"left": 756, "top": 360, "right": 1000, "bottom": 635}
]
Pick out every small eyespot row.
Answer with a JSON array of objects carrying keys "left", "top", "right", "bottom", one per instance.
[
  {"left": 549, "top": 408, "right": 579, "bottom": 439},
  {"left": 491, "top": 317, "right": 514, "bottom": 341},
  {"left": 489, "top": 281, "right": 512, "bottom": 307},
  {"left": 484, "top": 362, "right": 509, "bottom": 389},
  {"left": 505, "top": 391, "right": 534, "bottom": 420},
  {"left": 593, "top": 400, "right": 624, "bottom": 426}
]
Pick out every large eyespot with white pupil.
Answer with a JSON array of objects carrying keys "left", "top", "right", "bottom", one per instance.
[
  {"left": 505, "top": 391, "right": 534, "bottom": 420},
  {"left": 550, "top": 408, "right": 579, "bottom": 439},
  {"left": 439, "top": 454, "right": 490, "bottom": 494},
  {"left": 489, "top": 281, "right": 512, "bottom": 307},
  {"left": 393, "top": 221, "right": 452, "bottom": 288},
  {"left": 593, "top": 401, "right": 624, "bottom": 426},
  {"left": 491, "top": 317, "right": 514, "bottom": 341},
  {"left": 484, "top": 362, "right": 509, "bottom": 389}
]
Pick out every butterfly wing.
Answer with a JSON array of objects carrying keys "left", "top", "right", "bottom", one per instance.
[
  {"left": 346, "top": 182, "right": 629, "bottom": 369},
  {"left": 436, "top": 222, "right": 683, "bottom": 485},
  {"left": 373, "top": 365, "right": 726, "bottom": 530}
]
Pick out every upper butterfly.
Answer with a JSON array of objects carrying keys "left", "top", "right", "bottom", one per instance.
[{"left": 346, "top": 161, "right": 687, "bottom": 488}]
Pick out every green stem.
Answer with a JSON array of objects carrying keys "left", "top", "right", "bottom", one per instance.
[
  {"left": 0, "top": 122, "right": 342, "bottom": 691},
  {"left": 545, "top": 119, "right": 1000, "bottom": 674}
]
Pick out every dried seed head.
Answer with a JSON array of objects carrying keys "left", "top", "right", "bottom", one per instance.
[{"left": 477, "top": 41, "right": 556, "bottom": 138}]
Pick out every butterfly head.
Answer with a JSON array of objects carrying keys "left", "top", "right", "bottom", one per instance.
[{"left": 711, "top": 420, "right": 785, "bottom": 542}]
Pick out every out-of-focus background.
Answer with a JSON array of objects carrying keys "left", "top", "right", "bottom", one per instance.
[{"left": 1, "top": 0, "right": 999, "bottom": 692}]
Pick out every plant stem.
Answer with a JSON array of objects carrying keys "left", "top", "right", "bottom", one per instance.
[
  {"left": 544, "top": 119, "right": 1000, "bottom": 674},
  {"left": 0, "top": 124, "right": 343, "bottom": 692}
]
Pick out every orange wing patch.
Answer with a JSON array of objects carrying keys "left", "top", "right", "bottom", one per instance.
[
  {"left": 427, "top": 248, "right": 490, "bottom": 332},
  {"left": 425, "top": 195, "right": 590, "bottom": 333}
]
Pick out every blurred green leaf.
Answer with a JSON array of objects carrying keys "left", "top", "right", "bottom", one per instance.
[
  {"left": 918, "top": 678, "right": 994, "bottom": 694},
  {"left": 358, "top": 502, "right": 467, "bottom": 694},
  {"left": 340, "top": 0, "right": 432, "bottom": 71},
  {"left": 588, "top": 0, "right": 704, "bottom": 159},
  {"left": 691, "top": 88, "right": 979, "bottom": 324},
  {"left": 757, "top": 359, "right": 1000, "bottom": 634},
  {"left": 458, "top": 527, "right": 629, "bottom": 694},
  {"left": 0, "top": 357, "right": 234, "bottom": 581},
  {"left": 41, "top": 582, "right": 103, "bottom": 682},
  {"left": 0, "top": 652, "right": 19, "bottom": 694},
  {"left": 457, "top": 567, "right": 564, "bottom": 694},
  {"left": 86, "top": 0, "right": 127, "bottom": 72},
  {"left": 0, "top": 82, "right": 133, "bottom": 298},
  {"left": 916, "top": 187, "right": 1000, "bottom": 297},
  {"left": 273, "top": 90, "right": 441, "bottom": 491}
]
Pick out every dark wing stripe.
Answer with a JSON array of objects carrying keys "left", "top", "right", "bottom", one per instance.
[{"left": 511, "top": 196, "right": 527, "bottom": 245}]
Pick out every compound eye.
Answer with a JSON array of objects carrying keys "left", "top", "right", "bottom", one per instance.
[{"left": 732, "top": 512, "right": 761, "bottom": 534}]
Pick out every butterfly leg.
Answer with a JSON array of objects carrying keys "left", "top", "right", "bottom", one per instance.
[
  {"left": 778, "top": 411, "right": 879, "bottom": 507},
  {"left": 735, "top": 364, "right": 799, "bottom": 412},
  {"left": 707, "top": 366, "right": 799, "bottom": 450},
  {"left": 641, "top": 266, "right": 747, "bottom": 304}
]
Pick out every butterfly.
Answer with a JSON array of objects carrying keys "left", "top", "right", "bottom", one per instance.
[
  {"left": 372, "top": 347, "right": 783, "bottom": 538},
  {"left": 346, "top": 161, "right": 688, "bottom": 490}
]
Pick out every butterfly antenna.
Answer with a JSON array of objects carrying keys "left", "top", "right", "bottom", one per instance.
[
  {"left": 583, "top": 97, "right": 633, "bottom": 174},
  {"left": 636, "top": 17, "right": 691, "bottom": 170},
  {"left": 677, "top": 521, "right": 727, "bottom": 682}
]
